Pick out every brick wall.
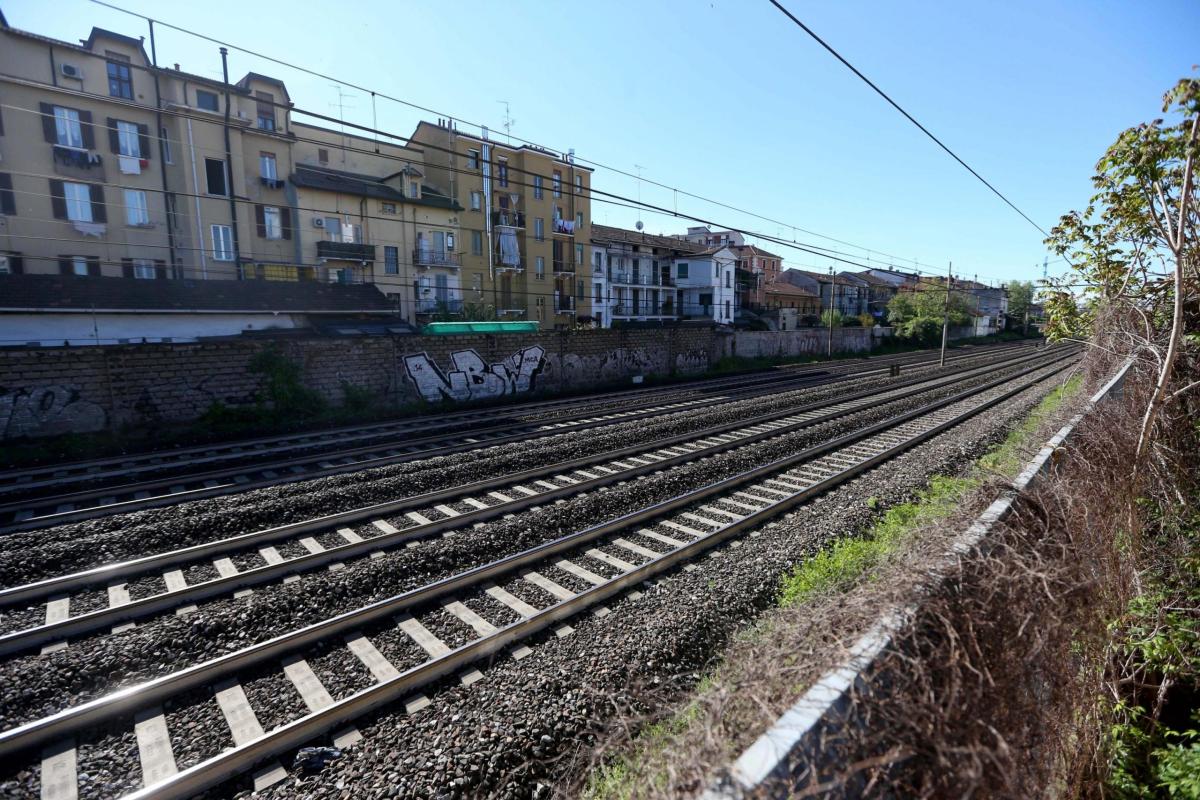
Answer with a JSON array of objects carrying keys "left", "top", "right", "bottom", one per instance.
[{"left": 0, "top": 326, "right": 869, "bottom": 440}]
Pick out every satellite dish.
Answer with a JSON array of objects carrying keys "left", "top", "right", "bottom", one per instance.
[{"left": 635, "top": 221, "right": 644, "bottom": 231}]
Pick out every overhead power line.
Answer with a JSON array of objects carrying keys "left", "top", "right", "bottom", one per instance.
[
  {"left": 767, "top": 0, "right": 1050, "bottom": 238},
  {"left": 86, "top": 0, "right": 976, "bottom": 275}
]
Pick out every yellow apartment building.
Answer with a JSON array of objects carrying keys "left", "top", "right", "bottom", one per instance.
[{"left": 409, "top": 120, "right": 594, "bottom": 329}]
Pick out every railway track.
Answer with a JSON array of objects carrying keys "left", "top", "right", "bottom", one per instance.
[
  {"left": 0, "top": 346, "right": 1069, "bottom": 655},
  {"left": 0, "top": 343, "right": 1038, "bottom": 532},
  {"left": 0, "top": 350, "right": 1074, "bottom": 800}
]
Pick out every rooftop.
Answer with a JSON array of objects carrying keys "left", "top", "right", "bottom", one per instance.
[
  {"left": 590, "top": 223, "right": 711, "bottom": 254},
  {"left": 290, "top": 166, "right": 461, "bottom": 210},
  {"left": 0, "top": 274, "right": 398, "bottom": 314}
]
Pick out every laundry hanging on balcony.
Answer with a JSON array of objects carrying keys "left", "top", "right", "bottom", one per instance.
[{"left": 498, "top": 229, "right": 521, "bottom": 266}]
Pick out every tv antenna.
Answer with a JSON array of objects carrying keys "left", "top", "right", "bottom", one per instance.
[
  {"left": 634, "top": 163, "right": 646, "bottom": 230},
  {"left": 329, "top": 85, "right": 355, "bottom": 160},
  {"left": 497, "top": 101, "right": 515, "bottom": 144}
]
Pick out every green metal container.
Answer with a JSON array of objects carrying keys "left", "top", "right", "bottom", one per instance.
[{"left": 421, "top": 321, "right": 541, "bottom": 335}]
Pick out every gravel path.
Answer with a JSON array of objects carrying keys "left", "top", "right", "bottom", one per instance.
[
  {"left": 0, "top": 349, "right": 1019, "bottom": 588},
  {"left": 227, "top": 368, "right": 1072, "bottom": 800},
  {"left": 0, "top": 356, "right": 1062, "bottom": 738}
]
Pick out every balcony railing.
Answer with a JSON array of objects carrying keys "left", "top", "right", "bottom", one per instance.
[
  {"left": 490, "top": 210, "right": 525, "bottom": 228},
  {"left": 416, "top": 298, "right": 464, "bottom": 314},
  {"left": 317, "top": 240, "right": 376, "bottom": 262},
  {"left": 611, "top": 271, "right": 674, "bottom": 287},
  {"left": 556, "top": 296, "right": 576, "bottom": 313},
  {"left": 613, "top": 304, "right": 676, "bottom": 317},
  {"left": 412, "top": 248, "right": 462, "bottom": 268},
  {"left": 552, "top": 261, "right": 577, "bottom": 275},
  {"left": 552, "top": 218, "right": 576, "bottom": 236}
]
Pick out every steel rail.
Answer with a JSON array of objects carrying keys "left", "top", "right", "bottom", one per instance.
[
  {"left": 0, "top": 344, "right": 1039, "bottom": 532},
  {"left": 0, "top": 352, "right": 1076, "bottom": 766},
  {"left": 0, "top": 349, "right": 1068, "bottom": 653}
]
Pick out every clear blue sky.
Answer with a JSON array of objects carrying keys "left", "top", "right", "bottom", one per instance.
[{"left": 7, "top": 0, "right": 1197, "bottom": 285}]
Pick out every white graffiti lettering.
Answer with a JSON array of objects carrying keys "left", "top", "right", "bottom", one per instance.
[
  {"left": 0, "top": 385, "right": 107, "bottom": 440},
  {"left": 403, "top": 346, "right": 546, "bottom": 403}
]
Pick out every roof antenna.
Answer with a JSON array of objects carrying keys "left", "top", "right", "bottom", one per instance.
[
  {"left": 329, "top": 85, "right": 355, "bottom": 163},
  {"left": 497, "top": 101, "right": 515, "bottom": 144}
]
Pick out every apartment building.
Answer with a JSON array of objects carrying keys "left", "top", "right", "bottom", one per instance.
[
  {"left": 288, "top": 123, "right": 463, "bottom": 322},
  {"left": 731, "top": 244, "right": 783, "bottom": 310},
  {"left": 409, "top": 120, "right": 593, "bottom": 329},
  {"left": 675, "top": 225, "right": 745, "bottom": 248},
  {"left": 781, "top": 269, "right": 869, "bottom": 317}
]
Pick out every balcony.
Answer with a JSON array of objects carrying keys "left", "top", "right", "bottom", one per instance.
[
  {"left": 613, "top": 304, "right": 675, "bottom": 317},
  {"left": 317, "top": 240, "right": 376, "bottom": 262},
  {"left": 552, "top": 261, "right": 576, "bottom": 276},
  {"left": 412, "top": 248, "right": 462, "bottom": 268},
  {"left": 611, "top": 271, "right": 674, "bottom": 287},
  {"left": 556, "top": 296, "right": 576, "bottom": 313},
  {"left": 490, "top": 210, "right": 525, "bottom": 228},
  {"left": 259, "top": 176, "right": 285, "bottom": 190},
  {"left": 552, "top": 218, "right": 576, "bottom": 236},
  {"left": 416, "top": 297, "right": 464, "bottom": 314}
]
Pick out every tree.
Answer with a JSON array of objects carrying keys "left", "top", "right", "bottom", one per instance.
[
  {"left": 886, "top": 279, "right": 974, "bottom": 343},
  {"left": 819, "top": 309, "right": 844, "bottom": 328},
  {"left": 1045, "top": 77, "right": 1199, "bottom": 462},
  {"left": 1005, "top": 280, "right": 1035, "bottom": 328}
]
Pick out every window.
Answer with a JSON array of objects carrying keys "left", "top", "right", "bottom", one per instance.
[
  {"left": 255, "top": 91, "right": 276, "bottom": 131},
  {"left": 0, "top": 173, "right": 14, "bottom": 216},
  {"left": 132, "top": 259, "right": 156, "bottom": 279},
  {"left": 466, "top": 149, "right": 480, "bottom": 169},
  {"left": 577, "top": 280, "right": 584, "bottom": 300},
  {"left": 535, "top": 256, "right": 545, "bottom": 279},
  {"left": 124, "top": 189, "right": 148, "bottom": 225},
  {"left": 259, "top": 152, "right": 277, "bottom": 180},
  {"left": 107, "top": 59, "right": 132, "bottom": 99},
  {"left": 161, "top": 127, "right": 172, "bottom": 163},
  {"left": 676, "top": 262, "right": 689, "bottom": 280},
  {"left": 576, "top": 211, "right": 584, "bottom": 229},
  {"left": 470, "top": 191, "right": 482, "bottom": 211},
  {"left": 262, "top": 206, "right": 282, "bottom": 239},
  {"left": 116, "top": 120, "right": 140, "bottom": 157},
  {"left": 209, "top": 224, "right": 234, "bottom": 261},
  {"left": 381, "top": 202, "right": 397, "bottom": 214},
  {"left": 64, "top": 182, "right": 92, "bottom": 222},
  {"left": 205, "top": 158, "right": 227, "bottom": 196},
  {"left": 593, "top": 251, "right": 602, "bottom": 270},
  {"left": 534, "top": 217, "right": 544, "bottom": 241},
  {"left": 472, "top": 272, "right": 483, "bottom": 294},
  {"left": 594, "top": 282, "right": 601, "bottom": 303},
  {"left": 196, "top": 89, "right": 219, "bottom": 112},
  {"left": 552, "top": 170, "right": 562, "bottom": 197},
  {"left": 497, "top": 159, "right": 508, "bottom": 187},
  {"left": 318, "top": 148, "right": 329, "bottom": 164},
  {"left": 574, "top": 175, "right": 582, "bottom": 195},
  {"left": 725, "top": 300, "right": 731, "bottom": 320},
  {"left": 533, "top": 175, "right": 543, "bottom": 199},
  {"left": 725, "top": 270, "right": 731, "bottom": 288},
  {"left": 384, "top": 245, "right": 399, "bottom": 275},
  {"left": 408, "top": 181, "right": 419, "bottom": 199},
  {"left": 471, "top": 230, "right": 483, "bottom": 256},
  {"left": 63, "top": 256, "right": 89, "bottom": 276},
  {"left": 54, "top": 107, "right": 83, "bottom": 148},
  {"left": 575, "top": 244, "right": 584, "bottom": 267}
]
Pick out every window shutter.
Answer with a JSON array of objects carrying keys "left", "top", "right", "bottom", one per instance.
[
  {"left": 121, "top": 258, "right": 134, "bottom": 279},
  {"left": 78, "top": 110, "right": 95, "bottom": 149},
  {"left": 106, "top": 117, "right": 120, "bottom": 154},
  {"left": 255, "top": 204, "right": 266, "bottom": 238},
  {"left": 281, "top": 207, "right": 292, "bottom": 240},
  {"left": 87, "top": 256, "right": 101, "bottom": 277},
  {"left": 49, "top": 179, "right": 67, "bottom": 219},
  {"left": 40, "top": 102, "right": 56, "bottom": 143},
  {"left": 154, "top": 260, "right": 166, "bottom": 279},
  {"left": 58, "top": 257, "right": 72, "bottom": 276},
  {"left": 0, "top": 173, "right": 13, "bottom": 216},
  {"left": 89, "top": 184, "right": 106, "bottom": 223},
  {"left": 137, "top": 124, "right": 150, "bottom": 160}
]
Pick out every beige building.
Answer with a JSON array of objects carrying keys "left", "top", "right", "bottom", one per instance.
[{"left": 409, "top": 121, "right": 593, "bottom": 329}]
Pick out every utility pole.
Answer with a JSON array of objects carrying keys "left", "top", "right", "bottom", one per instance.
[
  {"left": 939, "top": 261, "right": 952, "bottom": 366},
  {"left": 827, "top": 266, "right": 836, "bottom": 358}
]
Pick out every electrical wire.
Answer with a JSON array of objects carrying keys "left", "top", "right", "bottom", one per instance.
[
  {"left": 767, "top": 0, "right": 1049, "bottom": 238},
  {"left": 81, "top": 0, "right": 998, "bottom": 274}
]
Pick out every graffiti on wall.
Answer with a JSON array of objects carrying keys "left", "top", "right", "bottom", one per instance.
[
  {"left": 403, "top": 346, "right": 546, "bottom": 403},
  {"left": 0, "top": 385, "right": 107, "bottom": 439}
]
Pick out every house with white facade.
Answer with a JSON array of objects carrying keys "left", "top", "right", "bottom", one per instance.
[{"left": 676, "top": 246, "right": 738, "bottom": 324}]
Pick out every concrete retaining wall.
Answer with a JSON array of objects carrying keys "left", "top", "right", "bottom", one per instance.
[{"left": 0, "top": 326, "right": 874, "bottom": 440}]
